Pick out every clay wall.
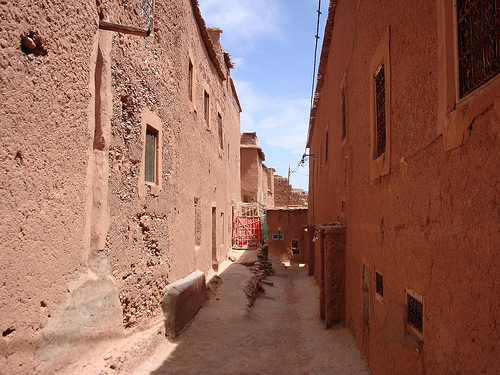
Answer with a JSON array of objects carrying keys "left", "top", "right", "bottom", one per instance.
[
  {"left": 266, "top": 208, "right": 308, "bottom": 263},
  {"left": 0, "top": 1, "right": 241, "bottom": 373},
  {"left": 240, "top": 132, "right": 266, "bottom": 204},
  {"left": 307, "top": 0, "right": 499, "bottom": 374},
  {"left": 274, "top": 175, "right": 308, "bottom": 207}
]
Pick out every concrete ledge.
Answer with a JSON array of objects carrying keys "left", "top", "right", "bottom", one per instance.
[{"left": 162, "top": 270, "right": 206, "bottom": 338}]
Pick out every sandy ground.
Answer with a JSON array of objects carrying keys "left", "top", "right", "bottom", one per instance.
[{"left": 128, "top": 256, "right": 370, "bottom": 375}]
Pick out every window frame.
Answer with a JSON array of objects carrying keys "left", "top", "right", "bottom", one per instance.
[
  {"left": 406, "top": 289, "right": 424, "bottom": 341},
  {"left": 437, "top": 0, "right": 500, "bottom": 150},
  {"left": 369, "top": 28, "right": 391, "bottom": 180},
  {"left": 139, "top": 109, "right": 162, "bottom": 197}
]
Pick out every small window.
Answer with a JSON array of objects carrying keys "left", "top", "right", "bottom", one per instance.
[
  {"left": 457, "top": 0, "right": 500, "bottom": 98},
  {"left": 145, "top": 127, "right": 158, "bottom": 183},
  {"left": 375, "top": 270, "right": 383, "bottom": 297},
  {"left": 374, "top": 65, "right": 386, "bottom": 159},
  {"left": 218, "top": 113, "right": 223, "bottom": 149},
  {"left": 188, "top": 60, "right": 194, "bottom": 102},
  {"left": 407, "top": 291, "right": 423, "bottom": 334},
  {"left": 204, "top": 90, "right": 210, "bottom": 126},
  {"left": 272, "top": 234, "right": 284, "bottom": 241}
]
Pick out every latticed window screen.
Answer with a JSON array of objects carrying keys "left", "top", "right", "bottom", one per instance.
[
  {"left": 374, "top": 65, "right": 386, "bottom": 159},
  {"left": 407, "top": 293, "right": 423, "bottom": 333},
  {"left": 142, "top": 0, "right": 154, "bottom": 29},
  {"left": 145, "top": 127, "right": 157, "bottom": 183},
  {"left": 457, "top": 0, "right": 500, "bottom": 98}
]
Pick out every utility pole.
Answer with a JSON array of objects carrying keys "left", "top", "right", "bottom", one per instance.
[{"left": 287, "top": 165, "right": 291, "bottom": 224}]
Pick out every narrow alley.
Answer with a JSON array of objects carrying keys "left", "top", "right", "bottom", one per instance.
[{"left": 135, "top": 254, "right": 368, "bottom": 375}]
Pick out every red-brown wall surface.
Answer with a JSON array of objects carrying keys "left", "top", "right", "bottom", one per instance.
[
  {"left": 0, "top": 1, "right": 241, "bottom": 373},
  {"left": 266, "top": 208, "right": 308, "bottom": 263},
  {"left": 307, "top": 1, "right": 500, "bottom": 374}
]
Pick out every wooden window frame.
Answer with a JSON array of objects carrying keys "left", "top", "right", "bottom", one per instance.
[{"left": 139, "top": 109, "right": 162, "bottom": 197}]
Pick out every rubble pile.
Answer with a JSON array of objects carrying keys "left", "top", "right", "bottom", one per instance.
[{"left": 243, "top": 245, "right": 274, "bottom": 307}]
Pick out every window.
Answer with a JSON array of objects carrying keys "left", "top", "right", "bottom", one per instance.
[
  {"left": 457, "top": 0, "right": 500, "bottom": 98},
  {"left": 437, "top": 1, "right": 499, "bottom": 150},
  {"left": 139, "top": 109, "right": 162, "bottom": 197},
  {"left": 188, "top": 59, "right": 194, "bottom": 102},
  {"left": 218, "top": 112, "right": 223, "bottom": 149},
  {"left": 369, "top": 28, "right": 391, "bottom": 180},
  {"left": 145, "top": 127, "right": 158, "bottom": 183},
  {"left": 204, "top": 90, "right": 210, "bottom": 126},
  {"left": 374, "top": 65, "right": 386, "bottom": 159},
  {"left": 407, "top": 290, "right": 423, "bottom": 335},
  {"left": 375, "top": 270, "right": 383, "bottom": 297},
  {"left": 194, "top": 198, "right": 201, "bottom": 246}
]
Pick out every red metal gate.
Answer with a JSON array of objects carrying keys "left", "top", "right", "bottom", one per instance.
[{"left": 233, "top": 216, "right": 262, "bottom": 249}]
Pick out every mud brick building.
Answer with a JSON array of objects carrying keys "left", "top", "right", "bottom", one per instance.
[
  {"left": 307, "top": 0, "right": 499, "bottom": 374},
  {"left": 274, "top": 174, "right": 308, "bottom": 208},
  {"left": 240, "top": 132, "right": 275, "bottom": 207},
  {"left": 0, "top": 1, "right": 241, "bottom": 373}
]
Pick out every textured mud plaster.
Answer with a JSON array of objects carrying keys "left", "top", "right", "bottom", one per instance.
[
  {"left": 35, "top": 30, "right": 123, "bottom": 375},
  {"left": 162, "top": 270, "right": 206, "bottom": 338}
]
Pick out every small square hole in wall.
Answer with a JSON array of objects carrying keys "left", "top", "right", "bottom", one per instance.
[
  {"left": 407, "top": 291, "right": 423, "bottom": 334},
  {"left": 375, "top": 270, "right": 383, "bottom": 297}
]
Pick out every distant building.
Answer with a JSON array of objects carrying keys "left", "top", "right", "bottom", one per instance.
[
  {"left": 0, "top": 1, "right": 241, "bottom": 373},
  {"left": 307, "top": 1, "right": 499, "bottom": 374},
  {"left": 274, "top": 175, "right": 308, "bottom": 208},
  {"left": 240, "top": 132, "right": 275, "bottom": 207}
]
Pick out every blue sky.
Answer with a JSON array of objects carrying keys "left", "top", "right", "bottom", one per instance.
[{"left": 199, "top": 0, "right": 326, "bottom": 191}]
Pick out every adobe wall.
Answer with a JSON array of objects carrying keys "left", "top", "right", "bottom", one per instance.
[
  {"left": 0, "top": 1, "right": 241, "bottom": 373},
  {"left": 266, "top": 208, "right": 308, "bottom": 263},
  {"left": 240, "top": 147, "right": 259, "bottom": 202},
  {"left": 308, "top": 1, "right": 499, "bottom": 374},
  {"left": 274, "top": 175, "right": 308, "bottom": 207}
]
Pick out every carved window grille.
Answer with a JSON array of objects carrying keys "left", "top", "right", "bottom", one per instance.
[
  {"left": 407, "top": 293, "right": 423, "bottom": 333},
  {"left": 457, "top": 0, "right": 500, "bottom": 98},
  {"left": 374, "top": 65, "right": 386, "bottom": 159},
  {"left": 142, "top": 0, "right": 154, "bottom": 30},
  {"left": 341, "top": 88, "right": 347, "bottom": 140},
  {"left": 375, "top": 271, "right": 383, "bottom": 297}
]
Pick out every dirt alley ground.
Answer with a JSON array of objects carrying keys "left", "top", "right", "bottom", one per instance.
[{"left": 130, "top": 254, "right": 369, "bottom": 375}]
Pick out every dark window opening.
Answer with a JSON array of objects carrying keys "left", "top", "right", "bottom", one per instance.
[
  {"left": 145, "top": 127, "right": 157, "bottom": 183},
  {"left": 341, "top": 88, "right": 347, "bottom": 140},
  {"left": 407, "top": 293, "right": 423, "bottom": 333},
  {"left": 457, "top": 0, "right": 500, "bottom": 98},
  {"left": 188, "top": 60, "right": 193, "bottom": 101},
  {"left": 374, "top": 65, "right": 386, "bottom": 159},
  {"left": 218, "top": 113, "right": 223, "bottom": 149},
  {"left": 375, "top": 271, "right": 383, "bottom": 297},
  {"left": 204, "top": 90, "right": 210, "bottom": 125}
]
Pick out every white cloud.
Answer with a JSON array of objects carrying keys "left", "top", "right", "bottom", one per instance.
[
  {"left": 198, "top": 0, "right": 285, "bottom": 53},
  {"left": 234, "top": 80, "right": 310, "bottom": 155}
]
